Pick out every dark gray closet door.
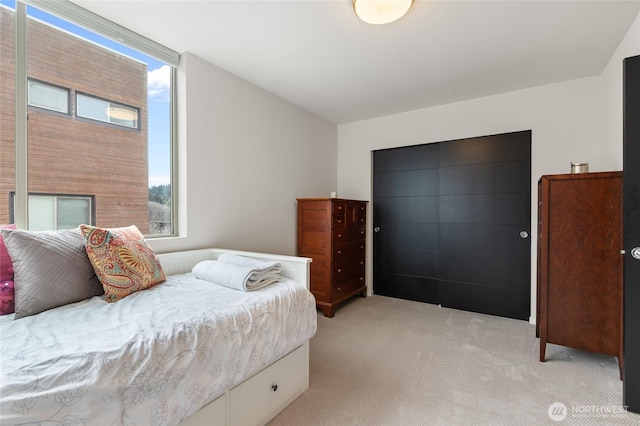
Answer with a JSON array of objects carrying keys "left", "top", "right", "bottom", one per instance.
[
  {"left": 373, "top": 143, "right": 440, "bottom": 304},
  {"left": 623, "top": 54, "right": 640, "bottom": 413},
  {"left": 373, "top": 131, "right": 531, "bottom": 320}
]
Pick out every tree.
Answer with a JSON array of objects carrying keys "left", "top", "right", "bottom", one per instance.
[{"left": 149, "top": 184, "right": 171, "bottom": 205}]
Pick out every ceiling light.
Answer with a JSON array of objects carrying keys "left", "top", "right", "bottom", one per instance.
[{"left": 353, "top": 0, "right": 413, "bottom": 25}]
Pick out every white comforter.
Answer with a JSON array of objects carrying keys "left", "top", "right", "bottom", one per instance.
[{"left": 0, "top": 273, "right": 317, "bottom": 426}]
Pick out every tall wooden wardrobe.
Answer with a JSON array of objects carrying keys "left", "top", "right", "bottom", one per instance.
[
  {"left": 537, "top": 171, "right": 623, "bottom": 377},
  {"left": 297, "top": 198, "right": 367, "bottom": 317}
]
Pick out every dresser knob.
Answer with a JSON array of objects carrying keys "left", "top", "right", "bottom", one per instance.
[
  {"left": 337, "top": 250, "right": 341, "bottom": 254},
  {"left": 271, "top": 384, "right": 278, "bottom": 392},
  {"left": 360, "top": 261, "right": 364, "bottom": 265},
  {"left": 338, "top": 234, "right": 342, "bottom": 238},
  {"left": 360, "top": 277, "right": 364, "bottom": 281},
  {"left": 337, "top": 268, "right": 342, "bottom": 273}
]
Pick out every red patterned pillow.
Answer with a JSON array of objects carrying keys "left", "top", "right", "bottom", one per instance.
[
  {"left": 0, "top": 280, "right": 14, "bottom": 315},
  {"left": 0, "top": 224, "right": 16, "bottom": 281},
  {"left": 0, "top": 224, "right": 16, "bottom": 315},
  {"left": 80, "top": 224, "right": 166, "bottom": 302}
]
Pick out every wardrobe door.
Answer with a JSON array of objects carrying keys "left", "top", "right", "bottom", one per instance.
[{"left": 372, "top": 131, "right": 531, "bottom": 320}]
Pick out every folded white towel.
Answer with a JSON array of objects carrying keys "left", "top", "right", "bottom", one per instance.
[
  {"left": 192, "top": 255, "right": 282, "bottom": 291},
  {"left": 217, "top": 253, "right": 282, "bottom": 273}
]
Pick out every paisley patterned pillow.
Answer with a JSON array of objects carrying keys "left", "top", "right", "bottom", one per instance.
[{"left": 80, "top": 224, "right": 166, "bottom": 302}]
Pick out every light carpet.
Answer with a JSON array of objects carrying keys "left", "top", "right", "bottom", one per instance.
[{"left": 268, "top": 295, "right": 640, "bottom": 425}]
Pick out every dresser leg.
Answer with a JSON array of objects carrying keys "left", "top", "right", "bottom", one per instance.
[
  {"left": 540, "top": 339, "right": 546, "bottom": 362},
  {"left": 319, "top": 305, "right": 334, "bottom": 318}
]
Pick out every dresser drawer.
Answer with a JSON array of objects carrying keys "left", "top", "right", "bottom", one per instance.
[
  {"left": 332, "top": 200, "right": 346, "bottom": 215},
  {"left": 229, "top": 345, "right": 306, "bottom": 426},
  {"left": 334, "top": 276, "right": 365, "bottom": 300},
  {"left": 332, "top": 214, "right": 346, "bottom": 228},
  {"left": 333, "top": 241, "right": 365, "bottom": 261},
  {"left": 357, "top": 202, "right": 367, "bottom": 215},
  {"left": 333, "top": 226, "right": 365, "bottom": 244},
  {"left": 333, "top": 259, "right": 365, "bottom": 280}
]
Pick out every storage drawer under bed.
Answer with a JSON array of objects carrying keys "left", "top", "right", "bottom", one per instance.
[{"left": 181, "top": 344, "right": 308, "bottom": 426}]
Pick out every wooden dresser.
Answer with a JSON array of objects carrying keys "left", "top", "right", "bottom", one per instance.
[
  {"left": 297, "top": 198, "right": 367, "bottom": 317},
  {"left": 537, "top": 172, "right": 623, "bottom": 377}
]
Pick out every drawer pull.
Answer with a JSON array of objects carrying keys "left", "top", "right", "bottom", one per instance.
[
  {"left": 338, "top": 234, "right": 342, "bottom": 238},
  {"left": 271, "top": 384, "right": 278, "bottom": 392},
  {"left": 337, "top": 268, "right": 342, "bottom": 273},
  {"left": 360, "top": 261, "right": 364, "bottom": 265},
  {"left": 337, "top": 250, "right": 342, "bottom": 254}
]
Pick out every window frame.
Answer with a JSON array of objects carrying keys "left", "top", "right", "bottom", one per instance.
[
  {"left": 9, "top": 192, "right": 96, "bottom": 230},
  {"left": 10, "top": 0, "right": 179, "bottom": 237},
  {"left": 76, "top": 91, "right": 140, "bottom": 130},
  {"left": 27, "top": 78, "right": 71, "bottom": 115}
]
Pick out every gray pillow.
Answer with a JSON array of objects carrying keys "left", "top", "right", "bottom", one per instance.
[{"left": 0, "top": 228, "right": 104, "bottom": 319}]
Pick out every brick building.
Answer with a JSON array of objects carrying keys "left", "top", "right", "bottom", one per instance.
[{"left": 0, "top": 7, "right": 149, "bottom": 233}]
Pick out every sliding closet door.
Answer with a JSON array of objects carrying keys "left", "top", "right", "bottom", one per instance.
[
  {"left": 437, "top": 132, "right": 531, "bottom": 319},
  {"left": 373, "top": 131, "right": 531, "bottom": 320},
  {"left": 373, "top": 143, "right": 440, "bottom": 303}
]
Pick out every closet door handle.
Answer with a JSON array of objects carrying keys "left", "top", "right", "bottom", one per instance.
[
  {"left": 519, "top": 231, "right": 528, "bottom": 239},
  {"left": 632, "top": 247, "right": 640, "bottom": 260}
]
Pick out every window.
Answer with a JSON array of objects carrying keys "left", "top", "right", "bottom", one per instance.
[
  {"left": 1, "top": 0, "right": 178, "bottom": 236},
  {"left": 77, "top": 93, "right": 139, "bottom": 129},
  {"left": 10, "top": 193, "right": 94, "bottom": 231},
  {"left": 28, "top": 79, "right": 69, "bottom": 113}
]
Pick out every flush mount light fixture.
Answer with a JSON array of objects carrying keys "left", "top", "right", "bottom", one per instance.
[{"left": 353, "top": 0, "right": 413, "bottom": 25}]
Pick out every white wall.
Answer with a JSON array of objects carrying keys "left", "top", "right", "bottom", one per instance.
[
  {"left": 145, "top": 9, "right": 640, "bottom": 318},
  {"left": 337, "top": 8, "right": 640, "bottom": 323},
  {"left": 150, "top": 53, "right": 337, "bottom": 256},
  {"left": 601, "top": 11, "right": 640, "bottom": 167}
]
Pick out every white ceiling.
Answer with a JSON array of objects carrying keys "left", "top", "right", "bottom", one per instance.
[{"left": 71, "top": 0, "right": 640, "bottom": 124}]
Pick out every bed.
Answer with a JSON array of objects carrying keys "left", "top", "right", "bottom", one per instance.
[{"left": 0, "top": 247, "right": 316, "bottom": 426}]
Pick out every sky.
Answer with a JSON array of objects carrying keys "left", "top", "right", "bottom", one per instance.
[{"left": 2, "top": 0, "right": 172, "bottom": 188}]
